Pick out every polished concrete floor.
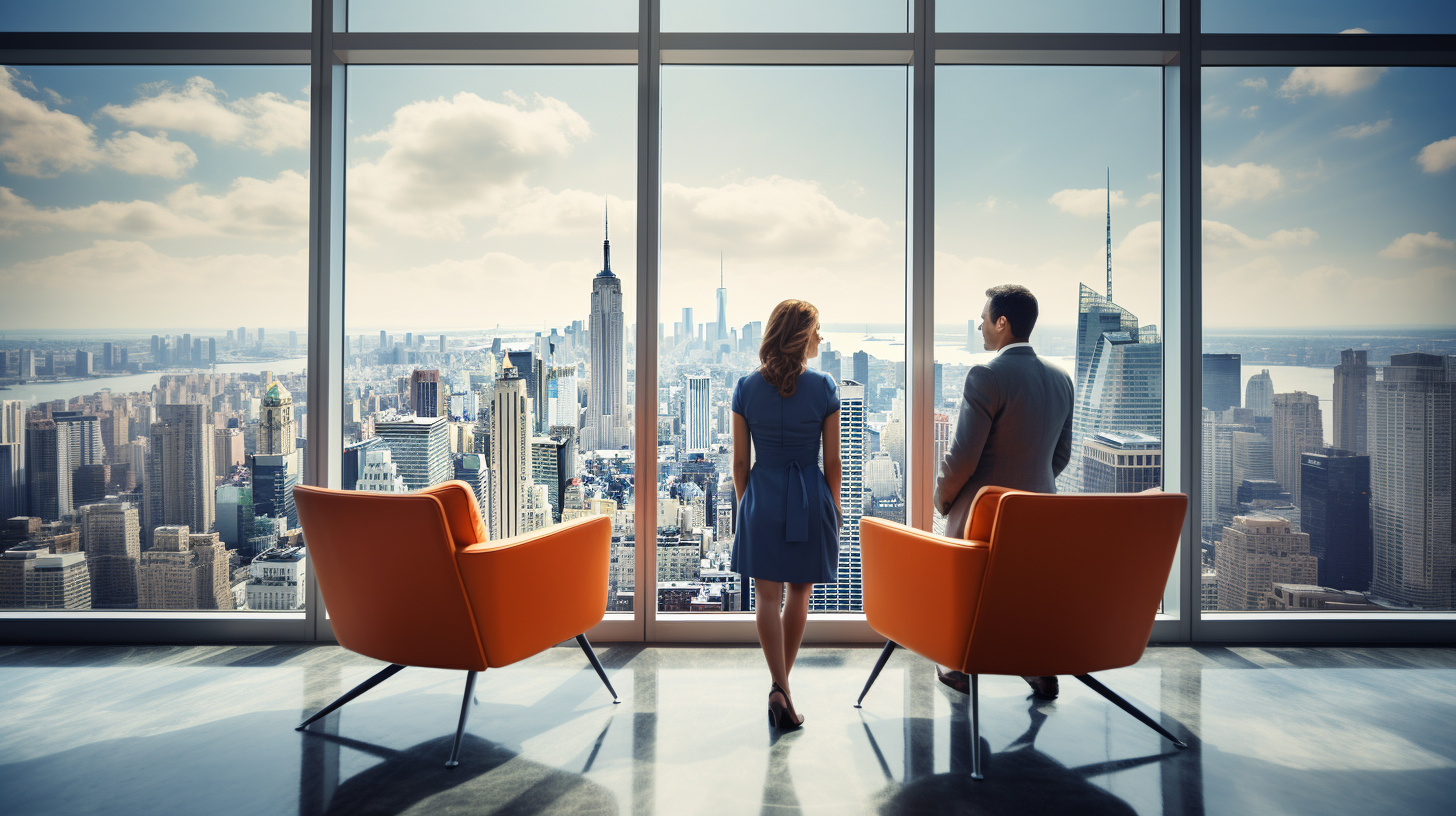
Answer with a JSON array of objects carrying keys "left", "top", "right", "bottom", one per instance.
[{"left": 1, "top": 643, "right": 1454, "bottom": 815}]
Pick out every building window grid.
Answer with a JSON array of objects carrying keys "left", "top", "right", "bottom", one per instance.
[{"left": 3, "top": 0, "right": 1452, "bottom": 641}]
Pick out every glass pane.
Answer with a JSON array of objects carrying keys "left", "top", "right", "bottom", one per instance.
[
  {"left": 937, "top": 0, "right": 1161, "bottom": 34},
  {"left": 660, "top": 67, "right": 908, "bottom": 614},
  {"left": 342, "top": 66, "right": 637, "bottom": 612},
  {"left": 934, "top": 66, "right": 1164, "bottom": 527},
  {"left": 1201, "top": 66, "right": 1456, "bottom": 612},
  {"left": 1203, "top": 1, "right": 1456, "bottom": 34},
  {"left": 663, "top": 0, "right": 908, "bottom": 33},
  {"left": 0, "top": 0, "right": 308, "bottom": 32},
  {"left": 349, "top": 0, "right": 636, "bottom": 32},
  {"left": 0, "top": 66, "right": 311, "bottom": 612}
]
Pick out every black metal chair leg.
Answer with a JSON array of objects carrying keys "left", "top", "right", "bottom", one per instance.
[
  {"left": 296, "top": 663, "right": 405, "bottom": 731},
  {"left": 969, "top": 673, "right": 984, "bottom": 780},
  {"left": 855, "top": 640, "right": 898, "bottom": 708},
  {"left": 1074, "top": 674, "right": 1188, "bottom": 749},
  {"left": 576, "top": 634, "right": 620, "bottom": 703},
  {"left": 445, "top": 671, "right": 479, "bottom": 768}
]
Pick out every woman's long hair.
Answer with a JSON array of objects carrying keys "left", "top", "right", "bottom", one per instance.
[{"left": 758, "top": 299, "right": 820, "bottom": 398}]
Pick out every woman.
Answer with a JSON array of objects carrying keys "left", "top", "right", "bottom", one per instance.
[{"left": 731, "top": 299, "right": 843, "bottom": 731}]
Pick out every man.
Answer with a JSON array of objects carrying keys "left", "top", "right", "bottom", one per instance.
[{"left": 934, "top": 284, "right": 1074, "bottom": 700}]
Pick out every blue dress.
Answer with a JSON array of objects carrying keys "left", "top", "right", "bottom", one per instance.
[{"left": 730, "top": 368, "right": 841, "bottom": 584}]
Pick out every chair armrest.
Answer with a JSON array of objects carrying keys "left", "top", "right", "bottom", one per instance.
[
  {"left": 420, "top": 481, "right": 488, "bottom": 547},
  {"left": 860, "top": 517, "right": 989, "bottom": 670},
  {"left": 455, "top": 515, "right": 611, "bottom": 668},
  {"left": 964, "top": 485, "right": 1023, "bottom": 540}
]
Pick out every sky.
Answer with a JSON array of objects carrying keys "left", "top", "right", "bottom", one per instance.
[{"left": 2, "top": 7, "right": 1453, "bottom": 336}]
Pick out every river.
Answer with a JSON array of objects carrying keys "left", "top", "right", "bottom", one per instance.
[{"left": 2, "top": 357, "right": 310, "bottom": 408}]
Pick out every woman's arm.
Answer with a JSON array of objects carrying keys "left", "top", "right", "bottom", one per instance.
[
  {"left": 732, "top": 411, "right": 751, "bottom": 502},
  {"left": 822, "top": 410, "right": 842, "bottom": 514}
]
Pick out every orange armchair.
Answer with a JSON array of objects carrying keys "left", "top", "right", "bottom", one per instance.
[
  {"left": 856, "top": 487, "right": 1189, "bottom": 779},
  {"left": 292, "top": 481, "right": 618, "bottom": 767}
]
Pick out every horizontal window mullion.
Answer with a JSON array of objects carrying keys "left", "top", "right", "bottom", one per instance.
[
  {"left": 0, "top": 31, "right": 311, "bottom": 64},
  {"left": 1202, "top": 33, "right": 1456, "bottom": 67}
]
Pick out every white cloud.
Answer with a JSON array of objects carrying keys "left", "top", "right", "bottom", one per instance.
[
  {"left": 100, "top": 77, "right": 308, "bottom": 154},
  {"left": 1049, "top": 187, "right": 1127, "bottom": 218},
  {"left": 0, "top": 68, "right": 199, "bottom": 178},
  {"left": 1202, "top": 162, "right": 1283, "bottom": 208},
  {"left": 1, "top": 241, "right": 307, "bottom": 330},
  {"left": 1115, "top": 220, "right": 1162, "bottom": 263},
  {"left": 1416, "top": 136, "right": 1456, "bottom": 174},
  {"left": 1334, "top": 119, "right": 1392, "bottom": 139},
  {"left": 1206, "top": 258, "right": 1456, "bottom": 327},
  {"left": 347, "top": 90, "right": 591, "bottom": 238},
  {"left": 1202, "top": 220, "right": 1317, "bottom": 259},
  {"left": 1238, "top": 77, "right": 1269, "bottom": 91},
  {"left": 663, "top": 176, "right": 892, "bottom": 261},
  {"left": 1136, "top": 192, "right": 1159, "bottom": 208},
  {"left": 1241, "top": 105, "right": 1260, "bottom": 119},
  {"left": 1379, "top": 231, "right": 1455, "bottom": 259},
  {"left": 0, "top": 170, "right": 308, "bottom": 240},
  {"left": 1278, "top": 66, "right": 1386, "bottom": 98},
  {"left": 978, "top": 195, "right": 1001, "bottom": 212}
]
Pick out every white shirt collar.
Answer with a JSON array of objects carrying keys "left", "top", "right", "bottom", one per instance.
[{"left": 997, "top": 342, "right": 1034, "bottom": 356}]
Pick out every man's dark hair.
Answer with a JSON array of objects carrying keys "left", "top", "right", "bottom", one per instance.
[{"left": 985, "top": 284, "right": 1038, "bottom": 341}]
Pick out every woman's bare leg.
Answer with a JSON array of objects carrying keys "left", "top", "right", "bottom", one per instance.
[
  {"left": 755, "top": 579, "right": 789, "bottom": 692},
  {"left": 782, "top": 582, "right": 813, "bottom": 677}
]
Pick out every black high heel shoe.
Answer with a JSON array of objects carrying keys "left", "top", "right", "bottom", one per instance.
[{"left": 769, "top": 682, "right": 804, "bottom": 731}]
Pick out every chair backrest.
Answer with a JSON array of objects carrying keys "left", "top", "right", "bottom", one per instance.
[
  {"left": 294, "top": 485, "right": 487, "bottom": 671},
  {"left": 962, "top": 491, "right": 1187, "bottom": 677}
]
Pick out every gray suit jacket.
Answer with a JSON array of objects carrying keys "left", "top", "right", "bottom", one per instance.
[{"left": 935, "top": 346, "right": 1075, "bottom": 540}]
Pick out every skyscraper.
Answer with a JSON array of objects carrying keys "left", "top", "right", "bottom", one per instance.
[
  {"left": 1333, "top": 349, "right": 1370, "bottom": 454},
  {"left": 811, "top": 380, "right": 865, "bottom": 612},
  {"left": 852, "top": 351, "right": 869, "bottom": 386},
  {"left": 588, "top": 207, "right": 628, "bottom": 451},
  {"left": 1201, "top": 410, "right": 1254, "bottom": 542},
  {"left": 715, "top": 253, "right": 728, "bottom": 342},
  {"left": 145, "top": 404, "right": 217, "bottom": 541},
  {"left": 0, "top": 544, "right": 90, "bottom": 609},
  {"left": 685, "top": 374, "right": 711, "bottom": 450},
  {"left": 26, "top": 420, "right": 71, "bottom": 522},
  {"left": 1081, "top": 431, "right": 1161, "bottom": 493},
  {"left": 250, "top": 453, "right": 299, "bottom": 529},
  {"left": 1202, "top": 353, "right": 1241, "bottom": 412},
  {"left": 1369, "top": 353, "right": 1454, "bottom": 609},
  {"left": 258, "top": 381, "right": 295, "bottom": 455},
  {"left": 0, "top": 400, "right": 25, "bottom": 519},
  {"left": 1301, "top": 448, "right": 1372, "bottom": 592},
  {"left": 374, "top": 414, "right": 452, "bottom": 492},
  {"left": 1215, "top": 513, "right": 1318, "bottom": 611},
  {"left": 355, "top": 448, "right": 408, "bottom": 493},
  {"left": 409, "top": 369, "right": 445, "bottom": 418},
  {"left": 1245, "top": 369, "right": 1274, "bottom": 418},
  {"left": 1063, "top": 329, "right": 1162, "bottom": 493},
  {"left": 1272, "top": 392, "right": 1322, "bottom": 504},
  {"left": 81, "top": 502, "right": 139, "bottom": 609},
  {"left": 1074, "top": 284, "right": 1139, "bottom": 394},
  {"left": 491, "top": 361, "right": 531, "bottom": 539}
]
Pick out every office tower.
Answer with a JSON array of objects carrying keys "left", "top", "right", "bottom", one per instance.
[
  {"left": 545, "top": 366, "right": 579, "bottom": 430},
  {"left": 102, "top": 342, "right": 114, "bottom": 370},
  {"left": 0, "top": 544, "right": 90, "bottom": 609},
  {"left": 151, "top": 336, "right": 162, "bottom": 360},
  {"left": 190, "top": 531, "right": 233, "bottom": 610},
  {"left": 822, "top": 350, "right": 843, "bottom": 383},
  {"left": 1201, "top": 411, "right": 1255, "bottom": 541},
  {"left": 237, "top": 327, "right": 247, "bottom": 348},
  {"left": 355, "top": 448, "right": 408, "bottom": 493},
  {"left": 531, "top": 437, "right": 565, "bottom": 521},
  {"left": 1301, "top": 448, "right": 1372, "bottom": 592},
  {"left": 506, "top": 349, "right": 544, "bottom": 431},
  {"left": 1202, "top": 353, "right": 1241, "bottom": 412},
  {"left": 138, "top": 526, "right": 197, "bottom": 610},
  {"left": 258, "top": 381, "right": 295, "bottom": 455},
  {"left": 1272, "top": 392, "right": 1323, "bottom": 504},
  {"left": 1, "top": 517, "right": 40, "bottom": 554},
  {"left": 934, "top": 362, "right": 944, "bottom": 406},
  {"left": 934, "top": 412, "right": 952, "bottom": 468},
  {"left": 715, "top": 254, "right": 729, "bottom": 342},
  {"left": 120, "top": 347, "right": 129, "bottom": 368},
  {"left": 289, "top": 330, "right": 298, "bottom": 349},
  {"left": 1245, "top": 369, "right": 1274, "bottom": 418},
  {"left": 1231, "top": 429, "right": 1274, "bottom": 507},
  {"left": 1370, "top": 353, "right": 1455, "bottom": 609},
  {"left": 681, "top": 307, "right": 694, "bottom": 346},
  {"left": 1081, "top": 431, "right": 1162, "bottom": 493},
  {"left": 340, "top": 436, "right": 381, "bottom": 492},
  {"left": 72, "top": 350, "right": 92, "bottom": 376},
  {"left": 1333, "top": 349, "right": 1370, "bottom": 454},
  {"left": 448, "top": 422, "right": 474, "bottom": 455},
  {"left": 0, "top": 443, "right": 22, "bottom": 519},
  {"left": 373, "top": 414, "right": 451, "bottom": 491},
  {"left": 18, "top": 349, "right": 36, "bottom": 378},
  {"left": 81, "top": 502, "right": 139, "bottom": 609},
  {"left": 1074, "top": 284, "right": 1139, "bottom": 394},
  {"left": 811, "top": 381, "right": 865, "bottom": 612},
  {"left": 215, "top": 484, "right": 253, "bottom": 549},
  {"left": 409, "top": 369, "right": 445, "bottom": 418},
  {"left": 453, "top": 453, "right": 489, "bottom": 520},
  {"left": 72, "top": 464, "right": 110, "bottom": 505},
  {"left": 214, "top": 427, "right": 244, "bottom": 478},
  {"left": 491, "top": 362, "right": 530, "bottom": 539},
  {"left": 589, "top": 211, "right": 628, "bottom": 451},
  {"left": 1063, "top": 329, "right": 1163, "bottom": 493},
  {"left": 246, "top": 545, "right": 307, "bottom": 610},
  {"left": 145, "top": 404, "right": 216, "bottom": 540},
  {"left": 54, "top": 411, "right": 104, "bottom": 474},
  {"left": 378, "top": 330, "right": 387, "bottom": 351},
  {"left": 685, "top": 375, "right": 711, "bottom": 450},
  {"left": 853, "top": 351, "right": 869, "bottom": 386},
  {"left": 181, "top": 334, "right": 192, "bottom": 363},
  {"left": 26, "top": 420, "right": 71, "bottom": 521},
  {"left": 866, "top": 451, "right": 901, "bottom": 499},
  {"left": 257, "top": 328, "right": 265, "bottom": 348},
  {"left": 1215, "top": 513, "right": 1318, "bottom": 611}
]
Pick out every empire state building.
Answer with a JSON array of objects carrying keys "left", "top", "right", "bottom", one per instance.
[{"left": 588, "top": 206, "right": 628, "bottom": 450}]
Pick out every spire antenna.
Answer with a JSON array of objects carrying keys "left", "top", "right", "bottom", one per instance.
[
  {"left": 720, "top": 251, "right": 724, "bottom": 287},
  {"left": 1105, "top": 167, "right": 1113, "bottom": 301},
  {"left": 602, "top": 199, "right": 612, "bottom": 274}
]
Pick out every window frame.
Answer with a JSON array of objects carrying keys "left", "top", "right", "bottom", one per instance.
[{"left": 2, "top": 0, "right": 1452, "bottom": 644}]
